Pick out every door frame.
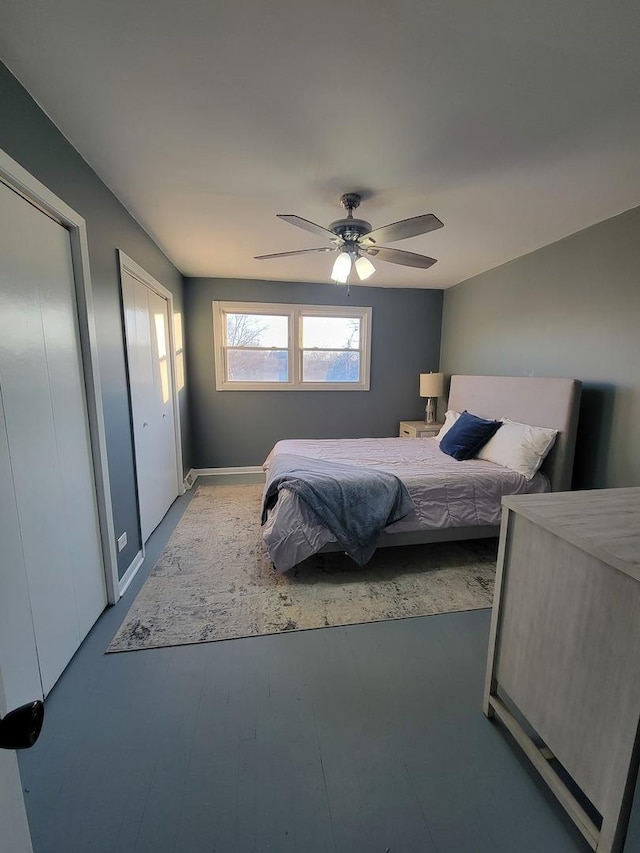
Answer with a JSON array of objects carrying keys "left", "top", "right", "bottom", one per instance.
[
  {"left": 118, "top": 251, "right": 184, "bottom": 589},
  {"left": 0, "top": 147, "right": 119, "bottom": 604}
]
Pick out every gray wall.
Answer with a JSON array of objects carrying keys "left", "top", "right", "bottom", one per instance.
[
  {"left": 185, "top": 278, "right": 443, "bottom": 467},
  {"left": 440, "top": 205, "right": 640, "bottom": 489},
  {"left": 0, "top": 62, "right": 191, "bottom": 577}
]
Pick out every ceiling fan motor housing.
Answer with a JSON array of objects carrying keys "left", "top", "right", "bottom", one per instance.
[
  {"left": 328, "top": 218, "right": 373, "bottom": 243},
  {"left": 328, "top": 192, "right": 373, "bottom": 243}
]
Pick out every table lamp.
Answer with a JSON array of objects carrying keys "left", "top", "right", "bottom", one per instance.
[{"left": 419, "top": 372, "right": 444, "bottom": 424}]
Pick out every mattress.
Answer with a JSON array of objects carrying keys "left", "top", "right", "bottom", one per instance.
[{"left": 262, "top": 437, "right": 549, "bottom": 572}]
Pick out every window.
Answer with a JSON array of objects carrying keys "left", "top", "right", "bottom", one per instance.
[{"left": 213, "top": 301, "right": 372, "bottom": 391}]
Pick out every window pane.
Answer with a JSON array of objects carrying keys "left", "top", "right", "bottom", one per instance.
[
  {"left": 302, "top": 351, "right": 360, "bottom": 382},
  {"left": 226, "top": 313, "right": 288, "bottom": 348},
  {"left": 227, "top": 349, "right": 288, "bottom": 381},
  {"left": 302, "top": 316, "right": 360, "bottom": 349}
]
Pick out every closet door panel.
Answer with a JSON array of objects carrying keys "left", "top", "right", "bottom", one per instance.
[
  {"left": 126, "top": 273, "right": 157, "bottom": 541},
  {"left": 0, "top": 181, "right": 105, "bottom": 696},
  {"left": 147, "top": 288, "right": 178, "bottom": 522},
  {"left": 38, "top": 228, "right": 106, "bottom": 639},
  {"left": 123, "top": 272, "right": 178, "bottom": 542},
  {"left": 122, "top": 271, "right": 149, "bottom": 537},
  {"left": 0, "top": 186, "right": 79, "bottom": 694},
  {"left": 0, "top": 387, "right": 42, "bottom": 707}
]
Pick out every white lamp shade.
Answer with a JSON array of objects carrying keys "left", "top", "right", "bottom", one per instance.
[
  {"left": 354, "top": 255, "right": 375, "bottom": 280},
  {"left": 419, "top": 372, "right": 444, "bottom": 398},
  {"left": 331, "top": 252, "right": 352, "bottom": 283}
]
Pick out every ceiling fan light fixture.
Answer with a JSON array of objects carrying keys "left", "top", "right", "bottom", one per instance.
[
  {"left": 355, "top": 255, "right": 375, "bottom": 281},
  {"left": 331, "top": 251, "right": 352, "bottom": 283}
]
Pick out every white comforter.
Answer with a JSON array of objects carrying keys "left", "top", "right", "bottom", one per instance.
[{"left": 262, "top": 436, "right": 549, "bottom": 572}]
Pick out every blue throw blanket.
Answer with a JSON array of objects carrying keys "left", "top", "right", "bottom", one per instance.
[{"left": 262, "top": 453, "right": 415, "bottom": 566}]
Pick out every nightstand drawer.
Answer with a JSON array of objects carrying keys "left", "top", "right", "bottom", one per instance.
[{"left": 399, "top": 420, "right": 443, "bottom": 438}]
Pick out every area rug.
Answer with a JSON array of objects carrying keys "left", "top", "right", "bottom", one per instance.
[{"left": 107, "top": 483, "right": 497, "bottom": 652}]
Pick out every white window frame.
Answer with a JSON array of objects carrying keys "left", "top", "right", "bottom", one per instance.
[{"left": 213, "top": 301, "right": 372, "bottom": 391}]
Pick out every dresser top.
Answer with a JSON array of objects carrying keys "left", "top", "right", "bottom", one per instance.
[{"left": 502, "top": 487, "right": 640, "bottom": 580}]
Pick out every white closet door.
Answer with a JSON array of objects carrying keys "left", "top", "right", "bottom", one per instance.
[
  {"left": 147, "top": 287, "right": 179, "bottom": 521},
  {"left": 0, "top": 181, "right": 106, "bottom": 704},
  {"left": 122, "top": 270, "right": 179, "bottom": 542},
  {"left": 0, "top": 387, "right": 41, "bottom": 706},
  {"left": 123, "top": 271, "right": 156, "bottom": 540}
]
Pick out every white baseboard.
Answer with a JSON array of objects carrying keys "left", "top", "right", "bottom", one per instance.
[
  {"left": 192, "top": 466, "right": 265, "bottom": 484},
  {"left": 118, "top": 549, "right": 145, "bottom": 598},
  {"left": 194, "top": 466, "right": 264, "bottom": 476}
]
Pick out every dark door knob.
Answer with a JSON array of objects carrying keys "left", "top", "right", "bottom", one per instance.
[{"left": 0, "top": 701, "right": 44, "bottom": 749}]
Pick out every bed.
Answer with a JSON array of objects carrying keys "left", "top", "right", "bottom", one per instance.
[{"left": 261, "top": 375, "right": 582, "bottom": 573}]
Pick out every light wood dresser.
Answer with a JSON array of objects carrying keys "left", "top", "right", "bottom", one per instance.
[{"left": 484, "top": 487, "right": 640, "bottom": 852}]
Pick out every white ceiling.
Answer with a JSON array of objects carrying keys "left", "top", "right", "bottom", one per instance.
[{"left": 2, "top": 0, "right": 639, "bottom": 288}]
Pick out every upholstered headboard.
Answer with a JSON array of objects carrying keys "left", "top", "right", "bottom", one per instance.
[{"left": 447, "top": 375, "right": 582, "bottom": 492}]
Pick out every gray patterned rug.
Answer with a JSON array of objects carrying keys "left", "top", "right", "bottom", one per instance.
[{"left": 108, "top": 483, "right": 497, "bottom": 652}]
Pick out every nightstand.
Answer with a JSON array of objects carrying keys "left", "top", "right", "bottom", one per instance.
[{"left": 399, "top": 420, "right": 443, "bottom": 438}]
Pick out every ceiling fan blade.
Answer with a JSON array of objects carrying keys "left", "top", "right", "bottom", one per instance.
[
  {"left": 277, "top": 214, "right": 339, "bottom": 242},
  {"left": 364, "top": 246, "right": 437, "bottom": 269},
  {"left": 255, "top": 247, "right": 336, "bottom": 260},
  {"left": 360, "top": 213, "right": 444, "bottom": 246}
]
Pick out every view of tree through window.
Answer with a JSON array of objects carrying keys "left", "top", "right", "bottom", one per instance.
[
  {"left": 301, "top": 316, "right": 361, "bottom": 382},
  {"left": 213, "top": 302, "right": 371, "bottom": 390},
  {"left": 226, "top": 312, "right": 289, "bottom": 382}
]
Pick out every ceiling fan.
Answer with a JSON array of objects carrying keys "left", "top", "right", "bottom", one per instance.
[{"left": 255, "top": 192, "right": 444, "bottom": 283}]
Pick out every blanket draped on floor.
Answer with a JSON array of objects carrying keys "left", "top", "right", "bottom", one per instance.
[{"left": 261, "top": 453, "right": 415, "bottom": 565}]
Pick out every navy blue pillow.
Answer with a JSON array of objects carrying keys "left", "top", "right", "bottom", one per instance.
[{"left": 439, "top": 410, "right": 502, "bottom": 461}]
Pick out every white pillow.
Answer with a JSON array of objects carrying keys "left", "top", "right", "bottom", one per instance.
[
  {"left": 434, "top": 409, "right": 462, "bottom": 443},
  {"left": 476, "top": 418, "right": 558, "bottom": 479}
]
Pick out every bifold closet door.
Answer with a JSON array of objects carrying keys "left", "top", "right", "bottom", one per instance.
[
  {"left": 0, "top": 388, "right": 40, "bottom": 705},
  {"left": 0, "top": 180, "right": 106, "bottom": 707},
  {"left": 122, "top": 270, "right": 179, "bottom": 542}
]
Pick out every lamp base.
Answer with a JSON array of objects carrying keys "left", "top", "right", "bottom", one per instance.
[{"left": 425, "top": 398, "right": 437, "bottom": 424}]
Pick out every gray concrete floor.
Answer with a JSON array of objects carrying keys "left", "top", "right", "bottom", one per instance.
[{"left": 18, "top": 480, "right": 637, "bottom": 852}]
